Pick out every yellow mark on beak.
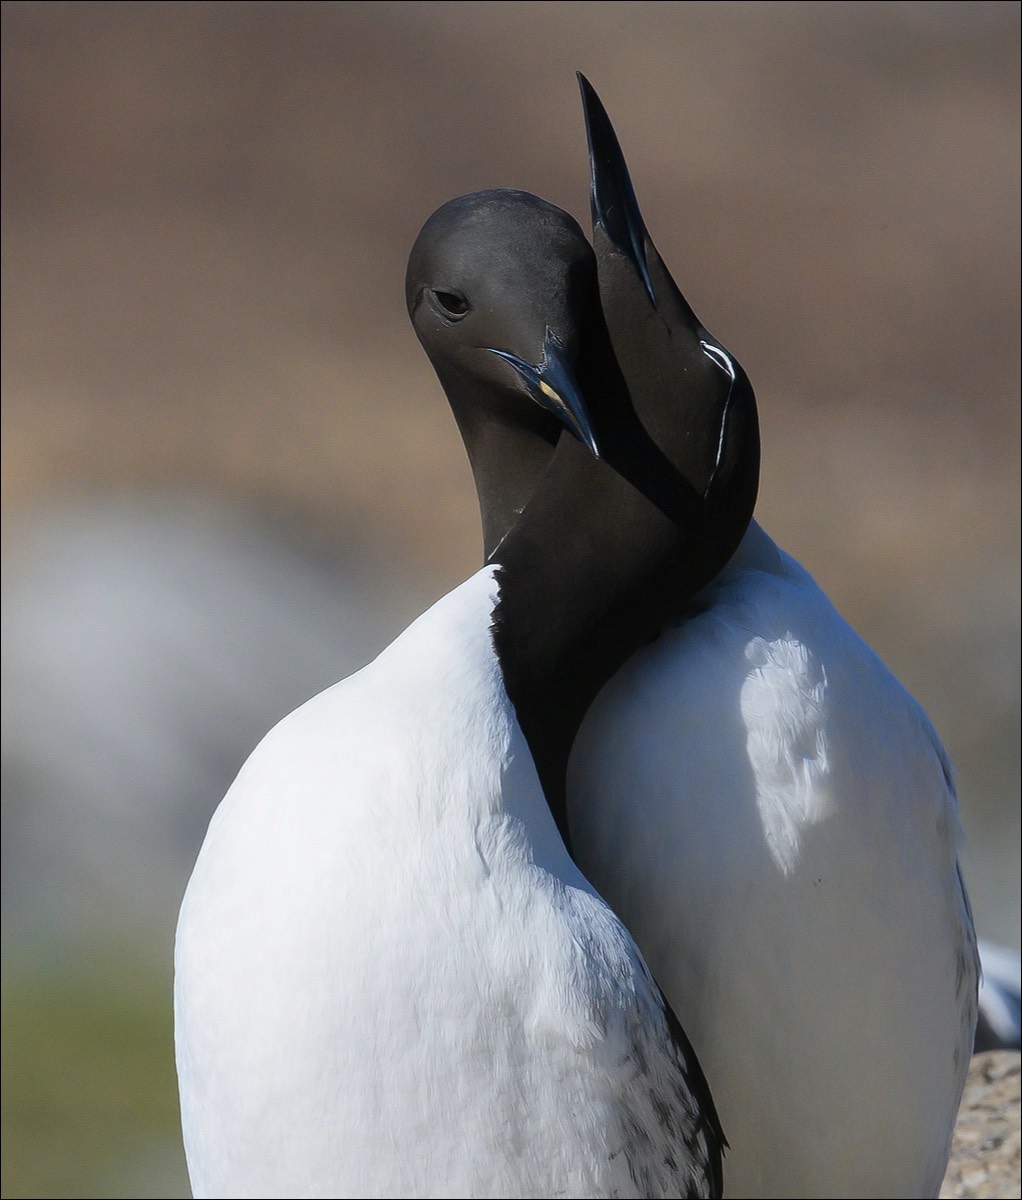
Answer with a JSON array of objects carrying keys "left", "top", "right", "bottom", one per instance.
[{"left": 539, "top": 381, "right": 562, "bottom": 405}]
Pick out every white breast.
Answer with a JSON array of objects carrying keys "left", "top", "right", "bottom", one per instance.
[
  {"left": 175, "top": 566, "right": 716, "bottom": 1199},
  {"left": 568, "top": 523, "right": 978, "bottom": 1199}
]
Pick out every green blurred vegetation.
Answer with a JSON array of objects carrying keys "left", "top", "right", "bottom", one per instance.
[{"left": 1, "top": 943, "right": 189, "bottom": 1199}]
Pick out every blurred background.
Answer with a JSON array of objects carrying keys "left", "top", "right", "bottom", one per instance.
[{"left": 2, "top": 2, "right": 1018, "bottom": 1196}]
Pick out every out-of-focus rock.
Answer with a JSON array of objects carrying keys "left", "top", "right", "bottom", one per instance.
[{"left": 1, "top": 496, "right": 430, "bottom": 944}]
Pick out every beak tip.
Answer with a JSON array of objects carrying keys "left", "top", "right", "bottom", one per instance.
[
  {"left": 484, "top": 343, "right": 601, "bottom": 459},
  {"left": 579, "top": 427, "right": 603, "bottom": 461},
  {"left": 577, "top": 77, "right": 657, "bottom": 308}
]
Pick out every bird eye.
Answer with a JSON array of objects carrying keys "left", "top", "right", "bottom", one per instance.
[{"left": 429, "top": 289, "right": 470, "bottom": 320}]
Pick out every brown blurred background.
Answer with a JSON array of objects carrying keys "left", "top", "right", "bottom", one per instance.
[{"left": 2, "top": 3, "right": 1019, "bottom": 1196}]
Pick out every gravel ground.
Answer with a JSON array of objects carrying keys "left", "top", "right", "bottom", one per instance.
[{"left": 942, "top": 1051, "right": 1021, "bottom": 1199}]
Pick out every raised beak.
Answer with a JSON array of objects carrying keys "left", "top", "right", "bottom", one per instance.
[
  {"left": 575, "top": 73, "right": 759, "bottom": 516},
  {"left": 578, "top": 72, "right": 656, "bottom": 307},
  {"left": 486, "top": 326, "right": 601, "bottom": 459}
]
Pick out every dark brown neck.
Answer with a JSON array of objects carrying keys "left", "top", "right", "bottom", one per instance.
[
  {"left": 439, "top": 365, "right": 561, "bottom": 561},
  {"left": 490, "top": 429, "right": 746, "bottom": 850}
]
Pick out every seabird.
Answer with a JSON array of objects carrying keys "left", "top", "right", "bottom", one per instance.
[
  {"left": 174, "top": 188, "right": 760, "bottom": 1198},
  {"left": 446, "top": 76, "right": 980, "bottom": 1199},
  {"left": 571, "top": 77, "right": 979, "bottom": 1199}
]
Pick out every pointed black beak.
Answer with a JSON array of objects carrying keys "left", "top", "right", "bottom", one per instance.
[
  {"left": 578, "top": 72, "right": 656, "bottom": 307},
  {"left": 579, "top": 74, "right": 723, "bottom": 370},
  {"left": 486, "top": 326, "right": 601, "bottom": 458},
  {"left": 575, "top": 74, "right": 759, "bottom": 522}
]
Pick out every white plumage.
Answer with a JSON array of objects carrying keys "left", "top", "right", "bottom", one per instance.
[
  {"left": 176, "top": 567, "right": 718, "bottom": 1198},
  {"left": 569, "top": 520, "right": 978, "bottom": 1198}
]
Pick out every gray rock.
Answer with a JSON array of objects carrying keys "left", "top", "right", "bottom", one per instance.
[{"left": 941, "top": 1051, "right": 1021, "bottom": 1199}]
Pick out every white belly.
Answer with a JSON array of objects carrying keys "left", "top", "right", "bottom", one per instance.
[
  {"left": 568, "top": 542, "right": 978, "bottom": 1199},
  {"left": 176, "top": 569, "right": 718, "bottom": 1199}
]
